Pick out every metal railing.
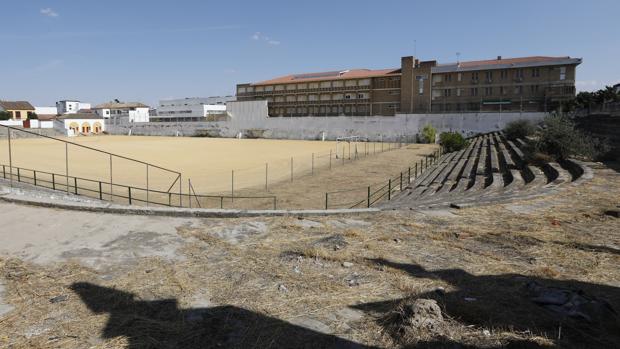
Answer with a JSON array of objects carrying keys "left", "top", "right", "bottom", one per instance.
[{"left": 324, "top": 147, "right": 443, "bottom": 209}]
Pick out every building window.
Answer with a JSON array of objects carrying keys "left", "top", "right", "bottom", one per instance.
[
  {"left": 514, "top": 69, "right": 524, "bottom": 80},
  {"left": 443, "top": 89, "right": 451, "bottom": 97},
  {"left": 532, "top": 68, "right": 540, "bottom": 77},
  {"left": 445, "top": 74, "right": 452, "bottom": 82},
  {"left": 500, "top": 70, "right": 508, "bottom": 79},
  {"left": 344, "top": 94, "right": 352, "bottom": 100},
  {"left": 485, "top": 87, "right": 493, "bottom": 96},
  {"left": 560, "top": 67, "right": 566, "bottom": 80},
  {"left": 457, "top": 73, "right": 462, "bottom": 82},
  {"left": 456, "top": 88, "right": 462, "bottom": 97},
  {"left": 530, "top": 85, "right": 539, "bottom": 93},
  {"left": 485, "top": 71, "right": 493, "bottom": 82},
  {"left": 418, "top": 79, "right": 424, "bottom": 95},
  {"left": 499, "top": 86, "right": 505, "bottom": 95},
  {"left": 471, "top": 72, "right": 479, "bottom": 81},
  {"left": 320, "top": 81, "right": 331, "bottom": 88},
  {"left": 514, "top": 86, "right": 523, "bottom": 95},
  {"left": 471, "top": 87, "right": 478, "bottom": 96}
]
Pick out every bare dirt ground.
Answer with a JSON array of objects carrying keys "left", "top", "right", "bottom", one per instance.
[
  {"left": 0, "top": 135, "right": 425, "bottom": 209},
  {"left": 238, "top": 144, "right": 437, "bottom": 209},
  {"left": 0, "top": 164, "right": 619, "bottom": 348}
]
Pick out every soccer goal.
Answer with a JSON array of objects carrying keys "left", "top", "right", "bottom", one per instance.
[{"left": 335, "top": 135, "right": 367, "bottom": 159}]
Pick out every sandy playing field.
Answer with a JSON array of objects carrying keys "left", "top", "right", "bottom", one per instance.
[{"left": 0, "top": 134, "right": 410, "bottom": 207}]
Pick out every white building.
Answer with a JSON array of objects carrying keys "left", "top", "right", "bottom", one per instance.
[
  {"left": 56, "top": 100, "right": 92, "bottom": 115},
  {"left": 58, "top": 113, "right": 105, "bottom": 136},
  {"left": 152, "top": 96, "right": 235, "bottom": 122},
  {"left": 93, "top": 101, "right": 150, "bottom": 123}
]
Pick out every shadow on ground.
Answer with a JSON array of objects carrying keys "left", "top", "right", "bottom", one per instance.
[
  {"left": 70, "top": 282, "right": 374, "bottom": 349},
  {"left": 355, "top": 259, "right": 620, "bottom": 349}
]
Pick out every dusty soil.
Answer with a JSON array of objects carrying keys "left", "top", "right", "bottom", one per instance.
[
  {"left": 0, "top": 135, "right": 431, "bottom": 209},
  {"left": 0, "top": 164, "right": 619, "bottom": 348}
]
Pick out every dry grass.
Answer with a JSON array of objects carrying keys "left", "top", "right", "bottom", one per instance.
[{"left": 0, "top": 165, "right": 619, "bottom": 348}]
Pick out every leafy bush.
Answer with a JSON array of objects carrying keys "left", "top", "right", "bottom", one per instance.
[
  {"left": 533, "top": 114, "right": 608, "bottom": 161},
  {"left": 503, "top": 119, "right": 535, "bottom": 140},
  {"left": 27, "top": 112, "right": 38, "bottom": 120},
  {"left": 0, "top": 111, "right": 11, "bottom": 121},
  {"left": 420, "top": 124, "right": 437, "bottom": 144},
  {"left": 439, "top": 132, "right": 468, "bottom": 152}
]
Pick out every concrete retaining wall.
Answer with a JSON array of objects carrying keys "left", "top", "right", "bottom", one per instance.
[{"left": 105, "top": 100, "right": 546, "bottom": 141}]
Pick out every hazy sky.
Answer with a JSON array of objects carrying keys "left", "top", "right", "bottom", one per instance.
[{"left": 1, "top": 0, "right": 618, "bottom": 107}]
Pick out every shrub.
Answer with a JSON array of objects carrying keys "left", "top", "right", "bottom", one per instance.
[
  {"left": 439, "top": 132, "right": 468, "bottom": 153},
  {"left": 534, "top": 113, "right": 608, "bottom": 161},
  {"left": 27, "top": 112, "right": 38, "bottom": 120},
  {"left": 503, "top": 119, "right": 535, "bottom": 140},
  {"left": 0, "top": 111, "right": 11, "bottom": 121},
  {"left": 421, "top": 124, "right": 437, "bottom": 144}
]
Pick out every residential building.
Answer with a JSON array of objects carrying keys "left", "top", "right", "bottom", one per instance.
[
  {"left": 0, "top": 101, "right": 36, "bottom": 120},
  {"left": 152, "top": 96, "right": 236, "bottom": 122},
  {"left": 93, "top": 101, "right": 150, "bottom": 123},
  {"left": 56, "top": 100, "right": 92, "bottom": 115},
  {"left": 236, "top": 55, "right": 581, "bottom": 116},
  {"left": 59, "top": 111, "right": 105, "bottom": 136}
]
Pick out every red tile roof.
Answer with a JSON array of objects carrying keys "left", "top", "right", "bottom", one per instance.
[
  {"left": 453, "top": 56, "right": 573, "bottom": 68},
  {"left": 251, "top": 68, "right": 400, "bottom": 86},
  {"left": 0, "top": 101, "right": 35, "bottom": 110}
]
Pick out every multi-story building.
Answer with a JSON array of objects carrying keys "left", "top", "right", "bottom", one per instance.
[
  {"left": 152, "top": 96, "right": 236, "bottom": 122},
  {"left": 56, "top": 100, "right": 92, "bottom": 115},
  {"left": 92, "top": 101, "right": 150, "bottom": 123},
  {"left": 236, "top": 55, "right": 581, "bottom": 116}
]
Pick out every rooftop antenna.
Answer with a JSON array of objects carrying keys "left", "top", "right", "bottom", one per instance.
[{"left": 456, "top": 52, "right": 461, "bottom": 64}]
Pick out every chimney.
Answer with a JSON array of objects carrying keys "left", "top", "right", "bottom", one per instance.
[{"left": 497, "top": 56, "right": 502, "bottom": 60}]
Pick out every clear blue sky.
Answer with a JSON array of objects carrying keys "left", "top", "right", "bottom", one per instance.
[{"left": 1, "top": 0, "right": 618, "bottom": 107}]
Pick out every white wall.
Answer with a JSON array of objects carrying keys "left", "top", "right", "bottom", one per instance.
[
  {"left": 129, "top": 108, "right": 150, "bottom": 122},
  {"left": 35, "top": 106, "right": 57, "bottom": 115},
  {"left": 106, "top": 99, "right": 546, "bottom": 141}
]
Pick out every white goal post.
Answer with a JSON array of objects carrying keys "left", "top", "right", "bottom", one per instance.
[{"left": 335, "top": 136, "right": 368, "bottom": 159}]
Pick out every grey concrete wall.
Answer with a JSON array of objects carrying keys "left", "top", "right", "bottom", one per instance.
[{"left": 105, "top": 100, "right": 546, "bottom": 141}]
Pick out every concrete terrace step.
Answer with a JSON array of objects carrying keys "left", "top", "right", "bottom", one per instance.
[{"left": 383, "top": 132, "right": 590, "bottom": 210}]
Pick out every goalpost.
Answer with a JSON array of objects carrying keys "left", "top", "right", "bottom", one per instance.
[{"left": 335, "top": 136, "right": 367, "bottom": 159}]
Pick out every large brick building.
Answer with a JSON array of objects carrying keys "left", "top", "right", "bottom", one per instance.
[{"left": 236, "top": 55, "right": 581, "bottom": 117}]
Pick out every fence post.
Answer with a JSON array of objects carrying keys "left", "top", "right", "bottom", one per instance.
[
  {"left": 188, "top": 179, "right": 191, "bottom": 209},
  {"left": 74, "top": 177, "right": 78, "bottom": 194},
  {"left": 367, "top": 186, "right": 371, "bottom": 208},
  {"left": 34, "top": 170, "right": 37, "bottom": 186},
  {"left": 146, "top": 164, "right": 149, "bottom": 207},
  {"left": 388, "top": 179, "right": 392, "bottom": 200},
  {"left": 329, "top": 149, "right": 332, "bottom": 170},
  {"left": 231, "top": 170, "right": 234, "bottom": 203},
  {"left": 65, "top": 143, "right": 69, "bottom": 194},
  {"left": 325, "top": 192, "right": 328, "bottom": 210},
  {"left": 99, "top": 181, "right": 103, "bottom": 200},
  {"left": 220, "top": 196, "right": 224, "bottom": 209},
  {"left": 7, "top": 128, "right": 13, "bottom": 188},
  {"left": 265, "top": 163, "right": 268, "bottom": 191},
  {"left": 128, "top": 186, "right": 132, "bottom": 205},
  {"left": 400, "top": 172, "right": 403, "bottom": 191},
  {"left": 273, "top": 197, "right": 277, "bottom": 210},
  {"left": 17, "top": 168, "right": 20, "bottom": 182},
  {"left": 342, "top": 147, "right": 345, "bottom": 165},
  {"left": 109, "top": 154, "right": 113, "bottom": 200},
  {"left": 52, "top": 173, "right": 56, "bottom": 190},
  {"left": 415, "top": 163, "right": 418, "bottom": 177},
  {"left": 2, "top": 165, "right": 4, "bottom": 179},
  {"left": 408, "top": 167, "right": 411, "bottom": 184},
  {"left": 169, "top": 193, "right": 172, "bottom": 207}
]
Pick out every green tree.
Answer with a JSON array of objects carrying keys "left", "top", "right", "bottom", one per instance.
[
  {"left": 421, "top": 124, "right": 437, "bottom": 144},
  {"left": 0, "top": 111, "right": 11, "bottom": 121}
]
